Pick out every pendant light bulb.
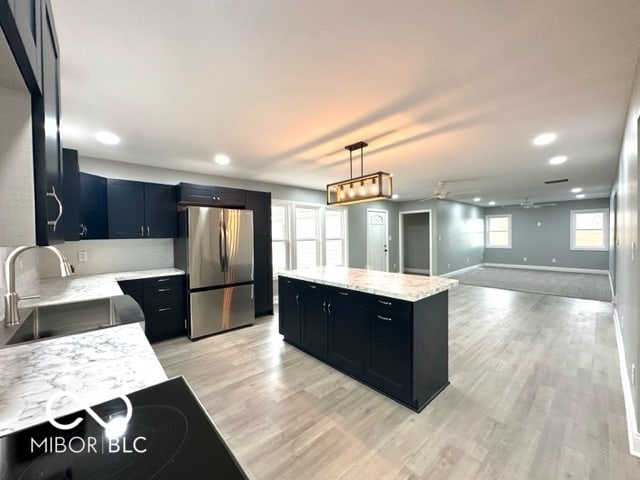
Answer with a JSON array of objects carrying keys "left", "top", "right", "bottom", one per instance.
[{"left": 348, "top": 184, "right": 355, "bottom": 198}]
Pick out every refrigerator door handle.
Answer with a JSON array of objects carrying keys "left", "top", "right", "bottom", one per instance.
[
  {"left": 218, "top": 221, "right": 225, "bottom": 273},
  {"left": 223, "top": 220, "right": 229, "bottom": 272}
]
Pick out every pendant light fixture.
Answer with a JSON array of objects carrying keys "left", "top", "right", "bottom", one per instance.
[{"left": 326, "top": 141, "right": 393, "bottom": 206}]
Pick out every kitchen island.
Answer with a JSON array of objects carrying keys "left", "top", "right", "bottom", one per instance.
[{"left": 278, "top": 267, "right": 458, "bottom": 411}]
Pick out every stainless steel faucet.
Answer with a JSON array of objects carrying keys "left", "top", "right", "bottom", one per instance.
[{"left": 3, "top": 246, "right": 73, "bottom": 328}]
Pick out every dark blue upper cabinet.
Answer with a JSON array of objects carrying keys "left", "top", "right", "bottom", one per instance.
[
  {"left": 144, "top": 183, "right": 178, "bottom": 238},
  {"left": 79, "top": 172, "right": 108, "bottom": 240},
  {"left": 107, "top": 179, "right": 145, "bottom": 238},
  {"left": 107, "top": 179, "right": 177, "bottom": 239},
  {"left": 62, "top": 148, "right": 80, "bottom": 241},
  {"left": 32, "top": 0, "right": 63, "bottom": 245}
]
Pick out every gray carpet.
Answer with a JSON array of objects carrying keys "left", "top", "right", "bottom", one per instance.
[{"left": 450, "top": 266, "right": 612, "bottom": 302}]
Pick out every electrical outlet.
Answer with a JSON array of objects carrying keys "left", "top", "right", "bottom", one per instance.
[
  {"left": 523, "top": 257, "right": 527, "bottom": 262},
  {"left": 537, "top": 222, "right": 542, "bottom": 226},
  {"left": 552, "top": 258, "right": 556, "bottom": 263},
  {"left": 447, "top": 263, "right": 450, "bottom": 268},
  {"left": 438, "top": 235, "right": 442, "bottom": 241},
  {"left": 78, "top": 251, "right": 88, "bottom": 263},
  {"left": 466, "top": 258, "right": 469, "bottom": 263}
]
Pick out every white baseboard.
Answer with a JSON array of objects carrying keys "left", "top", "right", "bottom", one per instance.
[
  {"left": 403, "top": 267, "right": 430, "bottom": 275},
  {"left": 441, "top": 264, "right": 482, "bottom": 277},
  {"left": 613, "top": 308, "right": 640, "bottom": 457},
  {"left": 483, "top": 263, "right": 609, "bottom": 275}
]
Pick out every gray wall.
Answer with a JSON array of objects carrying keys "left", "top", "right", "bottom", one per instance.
[
  {"left": 398, "top": 199, "right": 484, "bottom": 275},
  {"left": 348, "top": 200, "right": 399, "bottom": 272},
  {"left": 611, "top": 55, "right": 640, "bottom": 430},
  {"left": 484, "top": 198, "right": 611, "bottom": 270},
  {"left": 403, "top": 212, "right": 430, "bottom": 272}
]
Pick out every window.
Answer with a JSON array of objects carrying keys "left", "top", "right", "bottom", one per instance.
[
  {"left": 295, "top": 206, "right": 320, "bottom": 269},
  {"left": 571, "top": 209, "right": 609, "bottom": 251},
  {"left": 271, "top": 205, "right": 288, "bottom": 275},
  {"left": 485, "top": 214, "right": 511, "bottom": 248},
  {"left": 325, "top": 208, "right": 346, "bottom": 266},
  {"left": 271, "top": 200, "right": 348, "bottom": 275}
]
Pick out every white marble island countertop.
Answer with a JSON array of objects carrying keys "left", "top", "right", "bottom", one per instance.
[
  {"left": 19, "top": 267, "right": 185, "bottom": 309},
  {"left": 0, "top": 322, "right": 167, "bottom": 435},
  {"left": 280, "top": 266, "right": 458, "bottom": 302}
]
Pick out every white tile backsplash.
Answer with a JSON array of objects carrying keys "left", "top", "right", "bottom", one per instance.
[{"left": 37, "top": 239, "right": 174, "bottom": 278}]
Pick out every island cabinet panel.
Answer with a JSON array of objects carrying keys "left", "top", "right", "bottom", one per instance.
[
  {"left": 278, "top": 277, "right": 302, "bottom": 344},
  {"left": 278, "top": 273, "right": 451, "bottom": 412},
  {"left": 301, "top": 284, "right": 328, "bottom": 359},
  {"left": 327, "top": 289, "right": 365, "bottom": 377},
  {"left": 362, "top": 305, "right": 412, "bottom": 403}
]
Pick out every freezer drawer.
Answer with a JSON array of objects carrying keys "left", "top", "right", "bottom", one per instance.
[{"left": 189, "top": 284, "right": 254, "bottom": 339}]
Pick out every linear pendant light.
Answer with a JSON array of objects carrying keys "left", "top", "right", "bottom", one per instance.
[{"left": 326, "top": 141, "right": 393, "bottom": 206}]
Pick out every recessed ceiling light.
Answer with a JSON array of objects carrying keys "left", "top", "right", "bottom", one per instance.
[
  {"left": 548, "top": 155, "right": 567, "bottom": 165},
  {"left": 214, "top": 154, "right": 231, "bottom": 165},
  {"left": 473, "top": 197, "right": 481, "bottom": 202},
  {"left": 391, "top": 194, "right": 399, "bottom": 199},
  {"left": 488, "top": 201, "right": 496, "bottom": 206},
  {"left": 533, "top": 132, "right": 557, "bottom": 146},
  {"left": 571, "top": 187, "right": 582, "bottom": 193},
  {"left": 576, "top": 193, "right": 585, "bottom": 199},
  {"left": 95, "top": 131, "right": 120, "bottom": 145}
]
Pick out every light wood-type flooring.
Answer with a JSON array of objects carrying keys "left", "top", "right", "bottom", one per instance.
[{"left": 153, "top": 285, "right": 640, "bottom": 479}]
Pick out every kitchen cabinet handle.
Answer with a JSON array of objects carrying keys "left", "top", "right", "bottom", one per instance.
[
  {"left": 141, "top": 225, "right": 144, "bottom": 237},
  {"left": 338, "top": 292, "right": 349, "bottom": 296},
  {"left": 327, "top": 303, "right": 332, "bottom": 315},
  {"left": 147, "top": 226, "right": 150, "bottom": 236},
  {"left": 157, "top": 288, "right": 171, "bottom": 292},
  {"left": 83, "top": 225, "right": 87, "bottom": 236},
  {"left": 157, "top": 307, "right": 172, "bottom": 312},
  {"left": 157, "top": 278, "right": 170, "bottom": 282},
  {"left": 377, "top": 300, "right": 392, "bottom": 305},
  {"left": 377, "top": 315, "right": 392, "bottom": 322},
  {"left": 79, "top": 224, "right": 85, "bottom": 236},
  {"left": 295, "top": 293, "right": 299, "bottom": 304},
  {"left": 309, "top": 285, "right": 317, "bottom": 289},
  {"left": 46, "top": 186, "right": 63, "bottom": 231},
  {"left": 322, "top": 301, "right": 326, "bottom": 312}
]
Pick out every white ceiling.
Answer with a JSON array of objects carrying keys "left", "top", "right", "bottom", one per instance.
[{"left": 51, "top": 0, "right": 640, "bottom": 205}]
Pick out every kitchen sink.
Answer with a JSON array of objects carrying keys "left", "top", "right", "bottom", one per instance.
[{"left": 5, "top": 296, "right": 144, "bottom": 346}]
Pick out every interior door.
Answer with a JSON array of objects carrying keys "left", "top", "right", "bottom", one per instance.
[{"left": 366, "top": 209, "right": 389, "bottom": 272}]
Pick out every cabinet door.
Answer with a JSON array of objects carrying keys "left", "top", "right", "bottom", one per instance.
[
  {"left": 33, "top": 0, "right": 63, "bottom": 245},
  {"left": 245, "top": 190, "right": 271, "bottom": 237},
  {"left": 12, "top": 0, "right": 41, "bottom": 92},
  {"left": 278, "top": 277, "right": 301, "bottom": 344},
  {"left": 327, "top": 289, "right": 365, "bottom": 377},
  {"left": 79, "top": 173, "right": 108, "bottom": 239},
  {"left": 254, "top": 236, "right": 273, "bottom": 316},
  {"left": 144, "top": 183, "right": 177, "bottom": 238},
  {"left": 107, "top": 179, "right": 144, "bottom": 238},
  {"left": 363, "top": 307, "right": 412, "bottom": 402},
  {"left": 213, "top": 187, "right": 245, "bottom": 208},
  {"left": 301, "top": 284, "right": 327, "bottom": 359},
  {"left": 144, "top": 301, "right": 186, "bottom": 343},
  {"left": 62, "top": 148, "right": 80, "bottom": 241},
  {"left": 117, "top": 279, "right": 144, "bottom": 308}
]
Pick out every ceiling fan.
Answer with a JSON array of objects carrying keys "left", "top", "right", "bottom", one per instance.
[
  {"left": 518, "top": 197, "right": 557, "bottom": 209},
  {"left": 417, "top": 181, "right": 479, "bottom": 202}
]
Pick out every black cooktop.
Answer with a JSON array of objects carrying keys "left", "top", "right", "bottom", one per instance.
[{"left": 0, "top": 377, "right": 248, "bottom": 480}]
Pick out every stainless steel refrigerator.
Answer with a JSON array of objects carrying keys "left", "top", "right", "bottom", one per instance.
[{"left": 174, "top": 206, "right": 254, "bottom": 339}]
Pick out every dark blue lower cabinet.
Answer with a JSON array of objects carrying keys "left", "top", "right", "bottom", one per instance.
[{"left": 278, "top": 275, "right": 450, "bottom": 412}]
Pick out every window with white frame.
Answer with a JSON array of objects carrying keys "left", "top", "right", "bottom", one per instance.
[
  {"left": 485, "top": 214, "right": 512, "bottom": 248},
  {"left": 570, "top": 209, "right": 609, "bottom": 251},
  {"left": 295, "top": 206, "right": 320, "bottom": 269},
  {"left": 325, "top": 208, "right": 346, "bottom": 266},
  {"left": 271, "top": 205, "right": 288, "bottom": 275},
  {"left": 271, "top": 200, "right": 348, "bottom": 275}
]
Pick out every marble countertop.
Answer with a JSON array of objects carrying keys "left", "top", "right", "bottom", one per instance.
[
  {"left": 280, "top": 267, "right": 458, "bottom": 302},
  {"left": 18, "top": 268, "right": 185, "bottom": 309},
  {"left": 0, "top": 322, "right": 168, "bottom": 436}
]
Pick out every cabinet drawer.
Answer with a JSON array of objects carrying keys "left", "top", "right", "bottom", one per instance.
[
  {"left": 142, "top": 275, "right": 184, "bottom": 288},
  {"left": 144, "top": 302, "right": 186, "bottom": 342},
  {"left": 144, "top": 284, "right": 183, "bottom": 307},
  {"left": 362, "top": 294, "right": 412, "bottom": 317}
]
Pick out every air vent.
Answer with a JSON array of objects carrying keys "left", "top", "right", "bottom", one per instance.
[{"left": 544, "top": 178, "right": 569, "bottom": 184}]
